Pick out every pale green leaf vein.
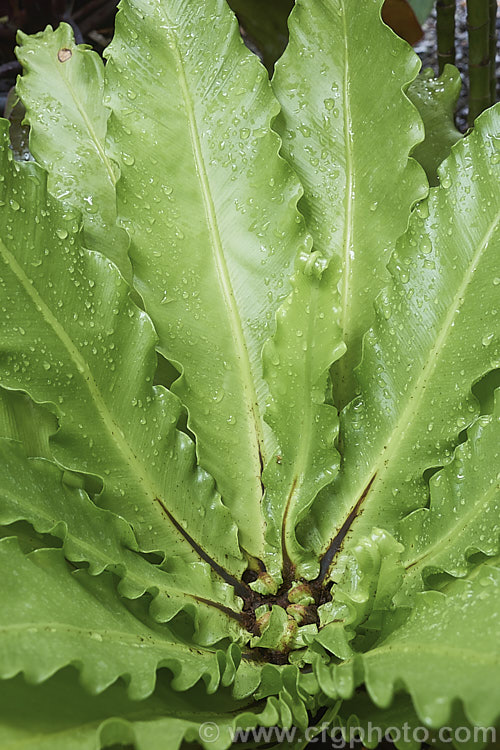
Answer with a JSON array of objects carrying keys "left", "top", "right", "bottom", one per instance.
[
  {"left": 0, "top": 240, "right": 164, "bottom": 508},
  {"left": 167, "top": 29, "right": 267, "bottom": 474},
  {"left": 406, "top": 476, "right": 500, "bottom": 572},
  {"left": 364, "top": 643, "right": 500, "bottom": 666},
  {"left": 339, "top": 0, "right": 355, "bottom": 348},
  {"left": 0, "top": 622, "right": 209, "bottom": 655},
  {"left": 58, "top": 64, "right": 116, "bottom": 186},
  {"left": 350, "top": 207, "right": 500, "bottom": 518}
]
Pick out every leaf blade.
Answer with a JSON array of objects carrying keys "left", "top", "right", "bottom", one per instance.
[
  {"left": 307, "top": 105, "right": 500, "bottom": 576},
  {"left": 398, "top": 390, "right": 500, "bottom": 599},
  {"left": 407, "top": 65, "right": 463, "bottom": 186},
  {"left": 262, "top": 256, "right": 346, "bottom": 576},
  {"left": 0, "top": 123, "right": 245, "bottom": 611},
  {"left": 0, "top": 538, "right": 241, "bottom": 700},
  {"left": 105, "top": 0, "right": 309, "bottom": 562},
  {"left": 362, "top": 565, "right": 500, "bottom": 727},
  {"left": 0, "top": 436, "right": 246, "bottom": 645},
  {"left": 15, "top": 24, "right": 131, "bottom": 278},
  {"left": 272, "top": 0, "right": 427, "bottom": 408}
]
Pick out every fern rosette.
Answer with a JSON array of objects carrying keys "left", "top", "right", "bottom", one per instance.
[{"left": 0, "top": 0, "right": 499, "bottom": 747}]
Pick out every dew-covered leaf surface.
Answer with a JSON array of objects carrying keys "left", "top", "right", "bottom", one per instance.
[{"left": 1, "top": 0, "right": 499, "bottom": 745}]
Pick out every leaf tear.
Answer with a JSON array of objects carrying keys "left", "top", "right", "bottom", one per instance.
[{"left": 57, "top": 48, "right": 72, "bottom": 63}]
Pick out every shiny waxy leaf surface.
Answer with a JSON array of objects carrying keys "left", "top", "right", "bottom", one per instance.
[
  {"left": 307, "top": 105, "right": 500, "bottom": 575},
  {"left": 0, "top": 538, "right": 234, "bottom": 700},
  {"left": 105, "top": 0, "right": 310, "bottom": 569},
  {"left": 0, "top": 0, "right": 499, "bottom": 746},
  {"left": 16, "top": 23, "right": 131, "bottom": 279},
  {"left": 407, "top": 65, "right": 463, "bottom": 186},
  {"left": 272, "top": 0, "right": 427, "bottom": 409},
  {"left": 0, "top": 122, "right": 246, "bottom": 621},
  {"left": 0, "top": 667, "right": 310, "bottom": 750},
  {"left": 262, "top": 256, "right": 345, "bottom": 578},
  {"left": 397, "top": 390, "right": 500, "bottom": 600},
  {"left": 361, "top": 564, "right": 500, "bottom": 728}
]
